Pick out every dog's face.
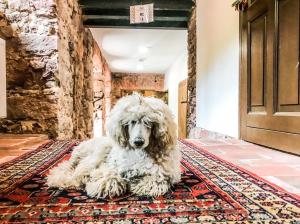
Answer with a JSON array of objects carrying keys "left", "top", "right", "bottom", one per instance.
[
  {"left": 127, "top": 117, "right": 152, "bottom": 149},
  {"left": 108, "top": 93, "right": 177, "bottom": 151}
]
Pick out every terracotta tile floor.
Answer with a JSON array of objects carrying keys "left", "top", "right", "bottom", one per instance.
[
  {"left": 0, "top": 134, "right": 49, "bottom": 164},
  {"left": 0, "top": 134, "right": 299, "bottom": 195},
  {"left": 189, "top": 138, "right": 300, "bottom": 195}
]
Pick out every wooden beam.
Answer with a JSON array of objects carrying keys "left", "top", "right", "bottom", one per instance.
[
  {"left": 79, "top": 0, "right": 194, "bottom": 11},
  {"left": 79, "top": 0, "right": 193, "bottom": 29},
  {"left": 84, "top": 15, "right": 189, "bottom": 22},
  {"left": 84, "top": 19, "right": 188, "bottom": 29},
  {"left": 82, "top": 8, "right": 190, "bottom": 18}
]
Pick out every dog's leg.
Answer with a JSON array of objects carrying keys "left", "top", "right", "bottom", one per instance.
[
  {"left": 46, "top": 141, "right": 91, "bottom": 189},
  {"left": 47, "top": 138, "right": 112, "bottom": 189},
  {"left": 46, "top": 147, "right": 89, "bottom": 189},
  {"left": 85, "top": 169, "right": 127, "bottom": 198},
  {"left": 72, "top": 156, "right": 102, "bottom": 186},
  {"left": 130, "top": 175, "right": 170, "bottom": 197},
  {"left": 46, "top": 160, "right": 79, "bottom": 189}
]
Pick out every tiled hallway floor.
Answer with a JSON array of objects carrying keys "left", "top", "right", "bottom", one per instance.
[
  {"left": 188, "top": 138, "right": 300, "bottom": 195},
  {"left": 0, "top": 135, "right": 299, "bottom": 195},
  {"left": 0, "top": 134, "right": 49, "bottom": 164}
]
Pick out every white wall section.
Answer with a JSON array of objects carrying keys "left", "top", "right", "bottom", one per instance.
[
  {"left": 165, "top": 48, "right": 188, "bottom": 124},
  {"left": 196, "top": 0, "right": 240, "bottom": 137},
  {"left": 0, "top": 38, "right": 6, "bottom": 118}
]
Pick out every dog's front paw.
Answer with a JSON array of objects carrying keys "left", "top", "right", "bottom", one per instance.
[
  {"left": 130, "top": 176, "right": 170, "bottom": 197},
  {"left": 85, "top": 175, "right": 127, "bottom": 199}
]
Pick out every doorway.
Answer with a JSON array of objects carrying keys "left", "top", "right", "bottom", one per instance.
[
  {"left": 80, "top": 0, "right": 194, "bottom": 137},
  {"left": 178, "top": 79, "right": 188, "bottom": 138}
]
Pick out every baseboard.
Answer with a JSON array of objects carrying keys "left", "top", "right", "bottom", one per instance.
[{"left": 188, "top": 127, "right": 236, "bottom": 140}]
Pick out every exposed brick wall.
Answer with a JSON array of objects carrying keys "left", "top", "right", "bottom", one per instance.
[
  {"left": 187, "top": 7, "right": 197, "bottom": 137},
  {"left": 93, "top": 41, "right": 111, "bottom": 136},
  {"left": 103, "top": 64, "right": 112, "bottom": 134},
  {"left": 111, "top": 73, "right": 165, "bottom": 106},
  {"left": 0, "top": 0, "right": 104, "bottom": 139},
  {"left": 112, "top": 73, "right": 164, "bottom": 91},
  {"left": 93, "top": 41, "right": 104, "bottom": 136}
]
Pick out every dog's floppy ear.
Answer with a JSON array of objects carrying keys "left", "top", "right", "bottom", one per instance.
[
  {"left": 149, "top": 111, "right": 177, "bottom": 150},
  {"left": 107, "top": 95, "right": 139, "bottom": 148},
  {"left": 144, "top": 97, "right": 177, "bottom": 151},
  {"left": 108, "top": 121, "right": 128, "bottom": 148},
  {"left": 107, "top": 115, "right": 129, "bottom": 148},
  {"left": 152, "top": 122, "right": 173, "bottom": 149}
]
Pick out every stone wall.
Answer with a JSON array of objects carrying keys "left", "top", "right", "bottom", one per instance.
[
  {"left": 187, "top": 7, "right": 197, "bottom": 137},
  {"left": 111, "top": 73, "right": 165, "bottom": 105},
  {"left": 0, "top": 0, "right": 59, "bottom": 138},
  {"left": 93, "top": 40, "right": 111, "bottom": 136},
  {"left": 57, "top": 0, "right": 95, "bottom": 139},
  {"left": 103, "top": 62, "right": 112, "bottom": 135},
  {"left": 0, "top": 0, "right": 102, "bottom": 139}
]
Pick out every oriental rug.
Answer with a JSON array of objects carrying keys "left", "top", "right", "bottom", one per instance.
[{"left": 0, "top": 139, "right": 299, "bottom": 223}]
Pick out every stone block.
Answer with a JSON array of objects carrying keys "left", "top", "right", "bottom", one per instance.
[
  {"left": 19, "top": 34, "right": 57, "bottom": 56},
  {"left": 7, "top": 0, "right": 31, "bottom": 11},
  {"left": 7, "top": 91, "right": 57, "bottom": 120},
  {"left": 30, "top": 58, "right": 46, "bottom": 70}
]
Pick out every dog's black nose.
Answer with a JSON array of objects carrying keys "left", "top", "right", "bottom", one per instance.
[{"left": 134, "top": 138, "right": 145, "bottom": 147}]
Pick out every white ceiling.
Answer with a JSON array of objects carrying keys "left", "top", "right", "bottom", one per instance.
[{"left": 91, "top": 28, "right": 187, "bottom": 74}]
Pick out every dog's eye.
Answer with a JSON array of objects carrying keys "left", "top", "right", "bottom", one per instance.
[
  {"left": 131, "top": 120, "right": 137, "bottom": 125},
  {"left": 143, "top": 120, "right": 152, "bottom": 128}
]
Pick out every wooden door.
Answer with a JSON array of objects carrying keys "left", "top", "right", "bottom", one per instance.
[
  {"left": 178, "top": 79, "right": 188, "bottom": 138},
  {"left": 240, "top": 0, "right": 300, "bottom": 154}
]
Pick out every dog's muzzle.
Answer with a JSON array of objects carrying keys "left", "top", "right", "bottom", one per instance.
[{"left": 134, "top": 137, "right": 145, "bottom": 147}]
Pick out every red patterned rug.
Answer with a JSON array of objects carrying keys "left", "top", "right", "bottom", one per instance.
[{"left": 0, "top": 139, "right": 299, "bottom": 223}]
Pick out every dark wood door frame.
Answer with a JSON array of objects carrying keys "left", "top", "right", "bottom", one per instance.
[{"left": 239, "top": 11, "right": 246, "bottom": 141}]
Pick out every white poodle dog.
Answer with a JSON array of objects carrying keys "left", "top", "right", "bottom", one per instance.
[{"left": 47, "top": 93, "right": 181, "bottom": 198}]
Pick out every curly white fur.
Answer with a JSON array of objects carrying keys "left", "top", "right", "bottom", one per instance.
[{"left": 47, "top": 93, "right": 181, "bottom": 198}]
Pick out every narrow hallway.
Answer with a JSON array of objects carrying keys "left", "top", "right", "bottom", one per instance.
[{"left": 0, "top": 0, "right": 299, "bottom": 223}]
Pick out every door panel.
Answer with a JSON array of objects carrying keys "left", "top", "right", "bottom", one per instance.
[
  {"left": 277, "top": 0, "right": 300, "bottom": 111},
  {"left": 249, "top": 14, "right": 267, "bottom": 111},
  {"left": 240, "top": 0, "right": 300, "bottom": 154}
]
